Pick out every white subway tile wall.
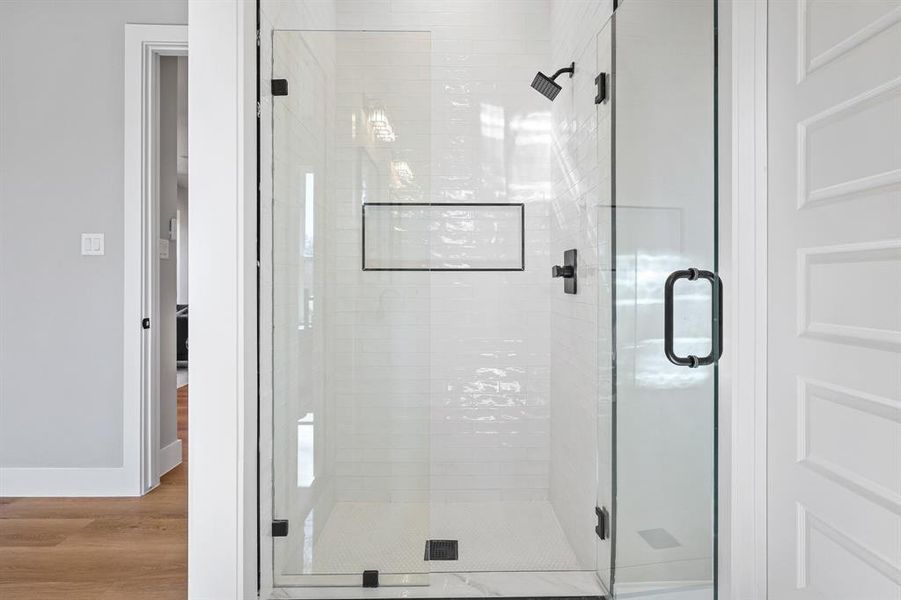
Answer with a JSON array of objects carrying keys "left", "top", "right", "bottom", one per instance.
[
  {"left": 328, "top": 0, "right": 555, "bottom": 505},
  {"left": 548, "top": 0, "right": 615, "bottom": 571},
  {"left": 363, "top": 204, "right": 525, "bottom": 270},
  {"left": 328, "top": 30, "right": 434, "bottom": 509}
]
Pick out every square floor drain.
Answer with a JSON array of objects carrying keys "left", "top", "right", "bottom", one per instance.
[{"left": 424, "top": 539, "right": 458, "bottom": 561}]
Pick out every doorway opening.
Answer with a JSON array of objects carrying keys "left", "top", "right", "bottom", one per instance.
[
  {"left": 160, "top": 54, "right": 189, "bottom": 481},
  {"left": 123, "top": 24, "right": 188, "bottom": 495}
]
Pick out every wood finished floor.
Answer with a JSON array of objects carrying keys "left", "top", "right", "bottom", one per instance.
[{"left": 0, "top": 385, "right": 188, "bottom": 599}]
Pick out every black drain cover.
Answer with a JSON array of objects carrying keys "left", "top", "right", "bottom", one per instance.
[{"left": 424, "top": 539, "right": 458, "bottom": 561}]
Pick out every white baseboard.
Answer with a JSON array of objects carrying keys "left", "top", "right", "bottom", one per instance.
[
  {"left": 0, "top": 466, "right": 138, "bottom": 497},
  {"left": 159, "top": 439, "right": 183, "bottom": 476}
]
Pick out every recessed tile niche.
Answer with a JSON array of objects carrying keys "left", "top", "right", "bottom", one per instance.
[{"left": 362, "top": 202, "right": 525, "bottom": 271}]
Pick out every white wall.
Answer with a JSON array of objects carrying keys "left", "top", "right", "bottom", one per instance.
[
  {"left": 187, "top": 0, "right": 257, "bottom": 597},
  {"left": 0, "top": 1, "right": 187, "bottom": 483}
]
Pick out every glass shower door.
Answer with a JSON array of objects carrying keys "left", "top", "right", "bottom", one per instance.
[
  {"left": 270, "top": 29, "right": 433, "bottom": 588},
  {"left": 610, "top": 1, "right": 719, "bottom": 598}
]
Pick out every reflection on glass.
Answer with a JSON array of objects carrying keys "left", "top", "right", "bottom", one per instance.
[
  {"left": 302, "top": 509, "right": 314, "bottom": 573},
  {"left": 618, "top": 252, "right": 711, "bottom": 389},
  {"left": 510, "top": 112, "right": 552, "bottom": 147},
  {"left": 300, "top": 172, "right": 314, "bottom": 330},
  {"left": 297, "top": 413, "right": 314, "bottom": 488},
  {"left": 271, "top": 30, "right": 432, "bottom": 584},
  {"left": 479, "top": 103, "right": 505, "bottom": 140},
  {"left": 612, "top": 1, "right": 717, "bottom": 598},
  {"left": 367, "top": 106, "right": 396, "bottom": 142},
  {"left": 303, "top": 173, "right": 315, "bottom": 258}
]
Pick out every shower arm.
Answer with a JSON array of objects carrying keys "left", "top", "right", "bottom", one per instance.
[{"left": 549, "top": 62, "right": 575, "bottom": 81}]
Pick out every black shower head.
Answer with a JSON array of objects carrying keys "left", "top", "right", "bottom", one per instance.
[{"left": 531, "top": 62, "right": 574, "bottom": 101}]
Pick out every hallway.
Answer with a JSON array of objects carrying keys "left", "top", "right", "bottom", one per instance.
[{"left": 0, "top": 387, "right": 188, "bottom": 599}]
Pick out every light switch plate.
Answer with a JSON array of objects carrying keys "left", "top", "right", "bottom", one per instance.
[
  {"left": 159, "top": 239, "right": 170, "bottom": 259},
  {"left": 81, "top": 233, "right": 104, "bottom": 256}
]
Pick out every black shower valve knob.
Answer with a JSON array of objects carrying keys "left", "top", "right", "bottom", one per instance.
[{"left": 552, "top": 264, "right": 574, "bottom": 278}]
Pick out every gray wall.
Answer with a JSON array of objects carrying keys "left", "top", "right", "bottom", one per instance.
[
  {"left": 177, "top": 56, "right": 189, "bottom": 305},
  {"left": 159, "top": 56, "right": 179, "bottom": 454},
  {"left": 0, "top": 0, "right": 188, "bottom": 469},
  {"left": 177, "top": 186, "right": 189, "bottom": 304}
]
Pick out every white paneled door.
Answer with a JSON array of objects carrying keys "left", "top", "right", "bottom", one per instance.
[{"left": 767, "top": 1, "right": 901, "bottom": 598}]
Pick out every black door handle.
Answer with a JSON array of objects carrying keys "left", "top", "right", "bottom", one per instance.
[{"left": 664, "top": 268, "right": 723, "bottom": 368}]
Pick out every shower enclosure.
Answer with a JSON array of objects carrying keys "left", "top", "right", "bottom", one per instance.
[{"left": 260, "top": 1, "right": 719, "bottom": 598}]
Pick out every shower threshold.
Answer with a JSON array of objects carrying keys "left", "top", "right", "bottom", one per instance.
[{"left": 264, "top": 570, "right": 606, "bottom": 599}]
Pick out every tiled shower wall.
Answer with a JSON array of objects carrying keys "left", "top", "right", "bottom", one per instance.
[
  {"left": 328, "top": 29, "right": 434, "bottom": 504},
  {"left": 548, "top": 0, "right": 614, "bottom": 570},
  {"left": 262, "top": 0, "right": 611, "bottom": 518},
  {"left": 330, "top": 0, "right": 556, "bottom": 503}
]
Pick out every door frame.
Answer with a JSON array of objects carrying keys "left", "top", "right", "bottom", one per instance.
[
  {"left": 721, "top": 0, "right": 768, "bottom": 597},
  {"left": 123, "top": 23, "right": 188, "bottom": 496}
]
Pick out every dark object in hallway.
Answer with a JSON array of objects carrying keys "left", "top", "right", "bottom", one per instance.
[{"left": 176, "top": 304, "right": 188, "bottom": 364}]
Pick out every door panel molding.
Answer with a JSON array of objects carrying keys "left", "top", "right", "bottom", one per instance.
[
  {"left": 796, "top": 240, "right": 901, "bottom": 350},
  {"left": 797, "top": 0, "right": 901, "bottom": 82},
  {"left": 796, "top": 378, "right": 901, "bottom": 515},
  {"left": 770, "top": 1, "right": 901, "bottom": 598},
  {"left": 796, "top": 503, "right": 901, "bottom": 590},
  {"left": 797, "top": 75, "right": 901, "bottom": 208}
]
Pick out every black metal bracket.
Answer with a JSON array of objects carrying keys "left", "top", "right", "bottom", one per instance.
[
  {"left": 271, "top": 520, "right": 289, "bottom": 537},
  {"left": 552, "top": 249, "right": 577, "bottom": 294},
  {"left": 595, "top": 506, "right": 609, "bottom": 540},
  {"left": 664, "top": 267, "right": 724, "bottom": 368},
  {"left": 551, "top": 61, "right": 576, "bottom": 81},
  {"left": 595, "top": 72, "right": 608, "bottom": 104},
  {"left": 271, "top": 79, "right": 288, "bottom": 97},
  {"left": 141, "top": 318, "right": 150, "bottom": 330},
  {"left": 362, "top": 570, "right": 379, "bottom": 588}
]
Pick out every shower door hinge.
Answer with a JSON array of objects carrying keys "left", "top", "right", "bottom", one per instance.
[
  {"left": 271, "top": 519, "right": 289, "bottom": 537},
  {"left": 595, "top": 506, "right": 610, "bottom": 540},
  {"left": 256, "top": 29, "right": 261, "bottom": 47},
  {"left": 257, "top": 101, "right": 261, "bottom": 118},
  {"left": 362, "top": 570, "right": 379, "bottom": 588},
  {"left": 271, "top": 79, "right": 288, "bottom": 97},
  {"left": 141, "top": 318, "right": 150, "bottom": 330},
  {"left": 595, "top": 72, "right": 608, "bottom": 104}
]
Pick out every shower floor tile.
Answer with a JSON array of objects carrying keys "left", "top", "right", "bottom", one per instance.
[{"left": 310, "top": 501, "right": 584, "bottom": 575}]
